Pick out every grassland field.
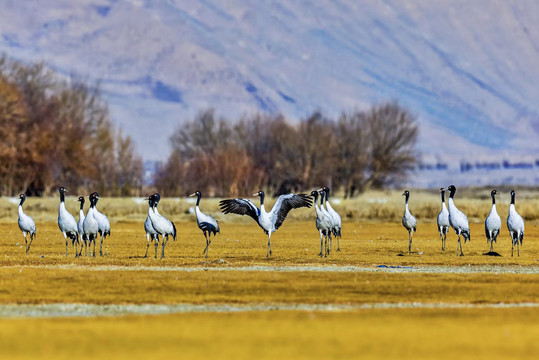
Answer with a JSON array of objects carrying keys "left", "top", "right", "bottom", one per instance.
[{"left": 0, "top": 189, "right": 538, "bottom": 359}]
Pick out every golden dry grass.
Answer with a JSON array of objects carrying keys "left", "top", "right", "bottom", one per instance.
[
  {"left": 0, "top": 209, "right": 538, "bottom": 359},
  {"left": 1, "top": 308, "right": 538, "bottom": 360},
  {"left": 1, "top": 220, "right": 538, "bottom": 267}
]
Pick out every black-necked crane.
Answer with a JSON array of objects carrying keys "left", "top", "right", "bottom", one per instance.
[
  {"left": 190, "top": 191, "right": 219, "bottom": 258},
  {"left": 507, "top": 190, "right": 524, "bottom": 257},
  {"left": 320, "top": 186, "right": 342, "bottom": 252},
  {"left": 447, "top": 185, "right": 470, "bottom": 256},
  {"left": 148, "top": 193, "right": 177, "bottom": 259},
  {"left": 18, "top": 193, "right": 36, "bottom": 255},
  {"left": 317, "top": 189, "right": 334, "bottom": 253},
  {"left": 77, "top": 196, "right": 86, "bottom": 256},
  {"left": 91, "top": 192, "right": 110, "bottom": 257},
  {"left": 220, "top": 190, "right": 312, "bottom": 257},
  {"left": 82, "top": 193, "right": 99, "bottom": 257},
  {"left": 401, "top": 190, "right": 417, "bottom": 254},
  {"left": 144, "top": 195, "right": 160, "bottom": 258},
  {"left": 57, "top": 187, "right": 79, "bottom": 258},
  {"left": 484, "top": 189, "right": 501, "bottom": 253},
  {"left": 311, "top": 190, "right": 332, "bottom": 257},
  {"left": 437, "top": 188, "right": 450, "bottom": 251}
]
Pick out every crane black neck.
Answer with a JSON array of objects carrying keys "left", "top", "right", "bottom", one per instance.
[
  {"left": 491, "top": 191, "right": 496, "bottom": 205},
  {"left": 60, "top": 191, "right": 65, "bottom": 203},
  {"left": 449, "top": 187, "right": 456, "bottom": 198},
  {"left": 325, "top": 188, "right": 330, "bottom": 201},
  {"left": 310, "top": 191, "right": 319, "bottom": 204},
  {"left": 441, "top": 190, "right": 445, "bottom": 203},
  {"left": 510, "top": 192, "right": 515, "bottom": 205},
  {"left": 195, "top": 192, "right": 201, "bottom": 206},
  {"left": 404, "top": 192, "right": 410, "bottom": 204},
  {"left": 79, "top": 198, "right": 85, "bottom": 210},
  {"left": 19, "top": 196, "right": 26, "bottom": 206},
  {"left": 258, "top": 191, "right": 265, "bottom": 205}
]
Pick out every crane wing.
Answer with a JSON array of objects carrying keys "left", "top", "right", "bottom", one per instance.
[
  {"left": 219, "top": 198, "right": 260, "bottom": 222},
  {"left": 270, "top": 193, "right": 312, "bottom": 230}
]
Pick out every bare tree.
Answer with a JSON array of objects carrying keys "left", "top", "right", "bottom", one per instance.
[
  {"left": 334, "top": 111, "right": 368, "bottom": 197},
  {"left": 0, "top": 55, "right": 143, "bottom": 196},
  {"left": 364, "top": 102, "right": 418, "bottom": 189}
]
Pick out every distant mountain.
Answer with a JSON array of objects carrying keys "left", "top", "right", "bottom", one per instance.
[{"left": 1, "top": 0, "right": 539, "bottom": 185}]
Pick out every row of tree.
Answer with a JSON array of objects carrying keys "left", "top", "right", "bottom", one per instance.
[
  {"left": 0, "top": 55, "right": 143, "bottom": 196},
  {"left": 154, "top": 103, "right": 418, "bottom": 198}
]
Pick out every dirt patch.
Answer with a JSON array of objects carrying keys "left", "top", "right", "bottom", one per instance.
[{"left": 1, "top": 302, "right": 538, "bottom": 318}]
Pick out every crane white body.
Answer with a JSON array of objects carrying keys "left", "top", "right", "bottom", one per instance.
[
  {"left": 447, "top": 185, "right": 470, "bottom": 256},
  {"left": 18, "top": 194, "right": 36, "bottom": 255},
  {"left": 312, "top": 191, "right": 332, "bottom": 257},
  {"left": 190, "top": 192, "right": 219, "bottom": 258},
  {"left": 321, "top": 187, "right": 342, "bottom": 251},
  {"left": 437, "top": 188, "right": 450, "bottom": 251},
  {"left": 507, "top": 190, "right": 524, "bottom": 257},
  {"left": 148, "top": 193, "right": 177, "bottom": 259},
  {"left": 220, "top": 191, "right": 312, "bottom": 257},
  {"left": 57, "top": 187, "right": 79, "bottom": 258},
  {"left": 401, "top": 190, "right": 417, "bottom": 254},
  {"left": 82, "top": 193, "right": 99, "bottom": 257},
  {"left": 144, "top": 196, "right": 160, "bottom": 258},
  {"left": 484, "top": 190, "right": 501, "bottom": 253}
]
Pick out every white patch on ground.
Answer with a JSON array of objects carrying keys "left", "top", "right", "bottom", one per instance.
[
  {"left": 0, "top": 302, "right": 537, "bottom": 318},
  {"left": 14, "top": 264, "right": 539, "bottom": 274}
]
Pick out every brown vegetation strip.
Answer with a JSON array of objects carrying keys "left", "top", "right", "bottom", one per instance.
[{"left": 0, "top": 267, "right": 537, "bottom": 305}]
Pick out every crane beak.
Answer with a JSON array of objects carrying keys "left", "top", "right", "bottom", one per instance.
[
  {"left": 189, "top": 193, "right": 196, "bottom": 197},
  {"left": 64, "top": 189, "right": 69, "bottom": 193},
  {"left": 252, "top": 192, "right": 259, "bottom": 196}
]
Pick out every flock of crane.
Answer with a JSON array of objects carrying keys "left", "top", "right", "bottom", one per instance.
[
  {"left": 403, "top": 185, "right": 525, "bottom": 257},
  {"left": 16, "top": 185, "right": 525, "bottom": 259}
]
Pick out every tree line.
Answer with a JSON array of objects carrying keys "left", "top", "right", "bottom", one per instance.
[
  {"left": 0, "top": 55, "right": 143, "bottom": 196},
  {"left": 154, "top": 102, "right": 418, "bottom": 198}
]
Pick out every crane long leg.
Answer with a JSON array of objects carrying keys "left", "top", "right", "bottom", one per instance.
[
  {"left": 266, "top": 233, "right": 272, "bottom": 257},
  {"left": 26, "top": 234, "right": 34, "bottom": 255},
  {"left": 207, "top": 233, "right": 211, "bottom": 258},
  {"left": 324, "top": 233, "right": 330, "bottom": 257},
  {"left": 202, "top": 232, "right": 209, "bottom": 257},
  {"left": 439, "top": 228, "right": 444, "bottom": 251},
  {"left": 144, "top": 234, "right": 150, "bottom": 258},
  {"left": 99, "top": 235, "right": 104, "bottom": 257},
  {"left": 154, "top": 236, "right": 159, "bottom": 259},
  {"left": 337, "top": 234, "right": 341, "bottom": 252},
  {"left": 319, "top": 231, "right": 324, "bottom": 257},
  {"left": 408, "top": 231, "right": 412, "bottom": 254},
  {"left": 23, "top": 232, "right": 28, "bottom": 255},
  {"left": 161, "top": 235, "right": 167, "bottom": 259},
  {"left": 92, "top": 238, "right": 96, "bottom": 257},
  {"left": 74, "top": 239, "right": 78, "bottom": 258}
]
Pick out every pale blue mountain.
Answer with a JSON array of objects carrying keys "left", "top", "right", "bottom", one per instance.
[{"left": 1, "top": 0, "right": 538, "bottom": 179}]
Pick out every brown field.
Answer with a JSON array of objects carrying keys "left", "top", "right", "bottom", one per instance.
[{"left": 1, "top": 191, "right": 538, "bottom": 359}]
